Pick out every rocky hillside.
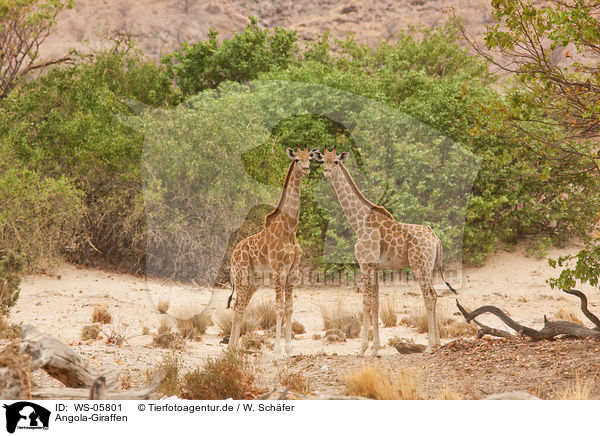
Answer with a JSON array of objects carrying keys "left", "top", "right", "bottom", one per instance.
[{"left": 41, "top": 0, "right": 496, "bottom": 60}]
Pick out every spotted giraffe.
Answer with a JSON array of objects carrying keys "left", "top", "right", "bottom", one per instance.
[
  {"left": 315, "top": 149, "right": 456, "bottom": 355},
  {"left": 228, "top": 147, "right": 318, "bottom": 359}
]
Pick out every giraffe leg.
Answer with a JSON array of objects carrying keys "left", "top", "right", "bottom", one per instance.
[
  {"left": 284, "top": 248, "right": 301, "bottom": 356},
  {"left": 284, "top": 284, "right": 293, "bottom": 355},
  {"left": 370, "top": 274, "right": 381, "bottom": 357},
  {"left": 418, "top": 277, "right": 439, "bottom": 353},
  {"left": 229, "top": 287, "right": 251, "bottom": 352},
  {"left": 273, "top": 273, "right": 286, "bottom": 360},
  {"left": 359, "top": 264, "right": 374, "bottom": 356}
]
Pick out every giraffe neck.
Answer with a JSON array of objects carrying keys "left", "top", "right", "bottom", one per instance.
[
  {"left": 330, "top": 163, "right": 374, "bottom": 233},
  {"left": 265, "top": 161, "right": 303, "bottom": 232}
]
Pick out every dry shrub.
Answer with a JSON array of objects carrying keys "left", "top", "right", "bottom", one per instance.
[
  {"left": 142, "top": 326, "right": 150, "bottom": 335},
  {"left": 312, "top": 333, "right": 322, "bottom": 340},
  {"left": 380, "top": 297, "right": 397, "bottom": 327},
  {"left": 278, "top": 370, "right": 312, "bottom": 395},
  {"left": 153, "top": 332, "right": 185, "bottom": 349},
  {"left": 241, "top": 332, "right": 266, "bottom": 351},
  {"left": 215, "top": 310, "right": 258, "bottom": 337},
  {"left": 400, "top": 303, "right": 475, "bottom": 338},
  {"left": 325, "top": 328, "right": 346, "bottom": 342},
  {"left": 155, "top": 354, "right": 181, "bottom": 397},
  {"left": 559, "top": 373, "right": 592, "bottom": 400},
  {"left": 0, "top": 318, "right": 20, "bottom": 339},
  {"left": 292, "top": 320, "right": 305, "bottom": 334},
  {"left": 248, "top": 299, "right": 277, "bottom": 330},
  {"left": 180, "top": 351, "right": 261, "bottom": 400},
  {"left": 175, "top": 307, "right": 210, "bottom": 340},
  {"left": 81, "top": 324, "right": 100, "bottom": 340},
  {"left": 344, "top": 365, "right": 421, "bottom": 400},
  {"left": 320, "top": 301, "right": 361, "bottom": 339},
  {"left": 157, "top": 298, "right": 170, "bottom": 314},
  {"left": 92, "top": 306, "right": 112, "bottom": 324},
  {"left": 554, "top": 308, "right": 583, "bottom": 325}
]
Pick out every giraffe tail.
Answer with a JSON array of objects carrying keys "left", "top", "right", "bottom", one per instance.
[
  {"left": 227, "top": 268, "right": 235, "bottom": 309},
  {"left": 436, "top": 240, "right": 457, "bottom": 295}
]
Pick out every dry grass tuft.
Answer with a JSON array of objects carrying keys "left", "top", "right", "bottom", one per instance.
[
  {"left": 154, "top": 354, "right": 181, "bottom": 397},
  {"left": 320, "top": 301, "right": 361, "bottom": 339},
  {"left": 325, "top": 328, "right": 346, "bottom": 342},
  {"left": 436, "top": 387, "right": 462, "bottom": 400},
  {"left": 400, "top": 303, "right": 476, "bottom": 338},
  {"left": 174, "top": 306, "right": 210, "bottom": 340},
  {"left": 180, "top": 351, "right": 262, "bottom": 400},
  {"left": 157, "top": 298, "right": 170, "bottom": 314},
  {"left": 554, "top": 308, "right": 583, "bottom": 325},
  {"left": 380, "top": 297, "right": 397, "bottom": 327},
  {"left": 278, "top": 370, "right": 312, "bottom": 395},
  {"left": 559, "top": 373, "right": 592, "bottom": 400},
  {"left": 81, "top": 324, "right": 100, "bottom": 340},
  {"left": 241, "top": 332, "right": 266, "bottom": 351},
  {"left": 312, "top": 333, "right": 322, "bottom": 340},
  {"left": 344, "top": 365, "right": 421, "bottom": 400},
  {"left": 247, "top": 299, "right": 277, "bottom": 330},
  {"left": 153, "top": 332, "right": 185, "bottom": 349},
  {"left": 92, "top": 306, "right": 112, "bottom": 324},
  {"left": 215, "top": 310, "right": 258, "bottom": 338},
  {"left": 0, "top": 317, "right": 20, "bottom": 339},
  {"left": 292, "top": 320, "right": 306, "bottom": 334},
  {"left": 158, "top": 317, "right": 171, "bottom": 334}
]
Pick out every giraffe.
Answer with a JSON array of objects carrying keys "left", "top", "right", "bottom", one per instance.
[
  {"left": 315, "top": 149, "right": 456, "bottom": 355},
  {"left": 227, "top": 147, "right": 318, "bottom": 359}
]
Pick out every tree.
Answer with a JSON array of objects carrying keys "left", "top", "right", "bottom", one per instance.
[
  {"left": 455, "top": 0, "right": 600, "bottom": 286},
  {"left": 0, "top": 0, "right": 73, "bottom": 97}
]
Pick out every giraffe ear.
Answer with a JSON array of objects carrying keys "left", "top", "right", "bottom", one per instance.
[
  {"left": 308, "top": 147, "right": 320, "bottom": 160},
  {"left": 338, "top": 152, "right": 349, "bottom": 162},
  {"left": 313, "top": 151, "right": 324, "bottom": 163},
  {"left": 286, "top": 148, "right": 296, "bottom": 159}
]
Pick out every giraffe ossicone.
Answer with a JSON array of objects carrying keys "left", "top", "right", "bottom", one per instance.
[
  {"left": 315, "top": 148, "right": 456, "bottom": 355},
  {"left": 228, "top": 147, "right": 318, "bottom": 360}
]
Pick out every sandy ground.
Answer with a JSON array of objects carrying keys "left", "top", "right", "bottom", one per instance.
[{"left": 3, "top": 242, "right": 599, "bottom": 398}]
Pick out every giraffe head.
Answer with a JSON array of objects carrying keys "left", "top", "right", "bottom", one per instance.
[
  {"left": 314, "top": 148, "right": 349, "bottom": 179},
  {"left": 286, "top": 147, "right": 319, "bottom": 176}
]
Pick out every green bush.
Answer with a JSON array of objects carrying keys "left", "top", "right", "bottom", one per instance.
[
  {"left": 0, "top": 39, "right": 174, "bottom": 271},
  {"left": 0, "top": 250, "right": 24, "bottom": 316},
  {"left": 0, "top": 167, "right": 83, "bottom": 269},
  {"left": 163, "top": 16, "right": 298, "bottom": 96}
]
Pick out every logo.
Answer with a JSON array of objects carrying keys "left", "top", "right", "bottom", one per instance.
[{"left": 3, "top": 402, "right": 50, "bottom": 433}]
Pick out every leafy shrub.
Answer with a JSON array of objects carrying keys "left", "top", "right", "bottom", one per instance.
[
  {"left": 0, "top": 38, "right": 174, "bottom": 273},
  {"left": 0, "top": 250, "right": 24, "bottom": 316},
  {"left": 548, "top": 240, "right": 600, "bottom": 291},
  {"left": 163, "top": 16, "right": 298, "bottom": 96},
  {"left": 0, "top": 168, "right": 83, "bottom": 269}
]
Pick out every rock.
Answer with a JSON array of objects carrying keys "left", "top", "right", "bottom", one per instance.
[{"left": 484, "top": 391, "right": 540, "bottom": 400}]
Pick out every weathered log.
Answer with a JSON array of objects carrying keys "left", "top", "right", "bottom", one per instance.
[
  {"left": 455, "top": 301, "right": 515, "bottom": 339},
  {"left": 1, "top": 325, "right": 165, "bottom": 400},
  {"left": 456, "top": 299, "right": 600, "bottom": 341},
  {"left": 32, "top": 372, "right": 165, "bottom": 400},
  {"left": 562, "top": 289, "right": 600, "bottom": 329},
  {"left": 20, "top": 325, "right": 118, "bottom": 389}
]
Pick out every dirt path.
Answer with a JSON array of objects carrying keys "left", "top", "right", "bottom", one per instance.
[{"left": 3, "top": 242, "right": 598, "bottom": 398}]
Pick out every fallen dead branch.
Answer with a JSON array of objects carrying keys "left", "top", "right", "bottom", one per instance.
[
  {"left": 456, "top": 289, "right": 600, "bottom": 341},
  {"left": 0, "top": 325, "right": 164, "bottom": 400}
]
